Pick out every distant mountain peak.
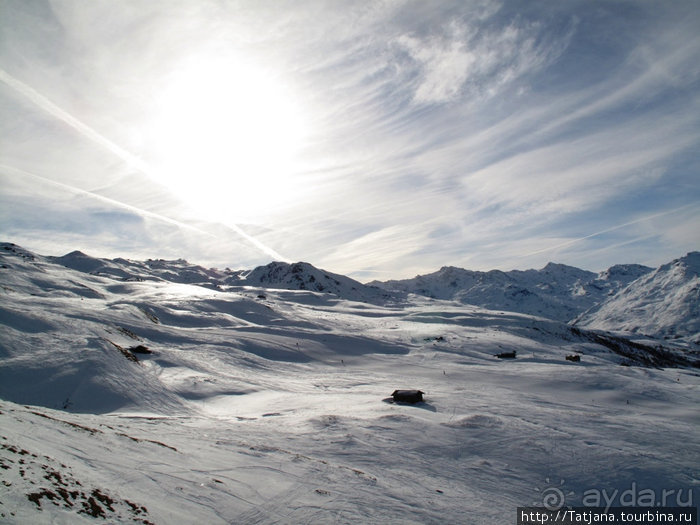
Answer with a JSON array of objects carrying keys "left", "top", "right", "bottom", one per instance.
[
  {"left": 598, "top": 263, "right": 653, "bottom": 279},
  {"left": 575, "top": 252, "right": 700, "bottom": 343},
  {"left": 542, "top": 262, "right": 573, "bottom": 271},
  {"left": 437, "top": 265, "right": 464, "bottom": 274},
  {"left": 1, "top": 242, "right": 37, "bottom": 260},
  {"left": 64, "top": 250, "right": 89, "bottom": 257},
  {"left": 661, "top": 251, "right": 700, "bottom": 276},
  {"left": 372, "top": 260, "right": 652, "bottom": 323},
  {"left": 236, "top": 260, "right": 392, "bottom": 303}
]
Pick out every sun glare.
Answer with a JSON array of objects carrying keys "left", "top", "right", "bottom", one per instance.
[{"left": 148, "top": 56, "right": 308, "bottom": 222}]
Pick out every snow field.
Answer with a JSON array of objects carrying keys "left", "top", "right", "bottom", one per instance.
[{"left": 1, "top": 247, "right": 698, "bottom": 523}]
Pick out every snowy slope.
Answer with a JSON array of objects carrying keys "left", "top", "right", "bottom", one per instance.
[
  {"left": 575, "top": 252, "right": 700, "bottom": 344},
  {"left": 371, "top": 262, "right": 652, "bottom": 322},
  {"left": 1, "top": 243, "right": 698, "bottom": 524}
]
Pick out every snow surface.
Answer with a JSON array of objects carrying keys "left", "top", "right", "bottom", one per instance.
[{"left": 1, "top": 244, "right": 698, "bottom": 524}]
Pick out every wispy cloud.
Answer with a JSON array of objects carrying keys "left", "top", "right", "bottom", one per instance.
[
  {"left": 462, "top": 110, "right": 698, "bottom": 217},
  {"left": 0, "top": 68, "right": 148, "bottom": 173},
  {"left": 395, "top": 15, "right": 571, "bottom": 105},
  {"left": 0, "top": 164, "right": 213, "bottom": 237},
  {"left": 0, "top": 70, "right": 290, "bottom": 262},
  {"left": 519, "top": 202, "right": 700, "bottom": 259},
  {"left": 0, "top": 166, "right": 274, "bottom": 267},
  {"left": 1, "top": 1, "right": 698, "bottom": 277}
]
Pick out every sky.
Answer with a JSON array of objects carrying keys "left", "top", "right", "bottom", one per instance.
[{"left": 1, "top": 0, "right": 699, "bottom": 280}]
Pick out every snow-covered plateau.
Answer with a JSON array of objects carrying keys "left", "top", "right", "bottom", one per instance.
[{"left": 1, "top": 243, "right": 698, "bottom": 524}]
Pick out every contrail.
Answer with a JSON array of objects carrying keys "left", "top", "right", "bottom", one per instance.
[
  {"left": 0, "top": 68, "right": 148, "bottom": 173},
  {"left": 0, "top": 165, "right": 215, "bottom": 237},
  {"left": 522, "top": 202, "right": 699, "bottom": 258},
  {"left": 0, "top": 68, "right": 289, "bottom": 262},
  {"left": 2, "top": 165, "right": 291, "bottom": 261}
]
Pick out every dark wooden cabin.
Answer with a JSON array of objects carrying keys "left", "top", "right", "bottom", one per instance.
[{"left": 391, "top": 390, "right": 424, "bottom": 403}]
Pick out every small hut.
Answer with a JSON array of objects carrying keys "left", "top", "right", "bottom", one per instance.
[{"left": 391, "top": 389, "right": 424, "bottom": 404}]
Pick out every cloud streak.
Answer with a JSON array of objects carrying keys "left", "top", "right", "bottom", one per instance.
[
  {"left": 0, "top": 68, "right": 289, "bottom": 263},
  {"left": 0, "top": 164, "right": 214, "bottom": 237},
  {"left": 520, "top": 201, "right": 700, "bottom": 259},
  {"left": 1, "top": 1, "right": 698, "bottom": 277},
  {"left": 395, "top": 15, "right": 572, "bottom": 105},
  {"left": 0, "top": 68, "right": 148, "bottom": 173}
]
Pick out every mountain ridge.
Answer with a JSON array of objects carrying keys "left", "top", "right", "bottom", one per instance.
[
  {"left": 369, "top": 260, "right": 653, "bottom": 323},
  {"left": 574, "top": 251, "right": 700, "bottom": 344},
  {"left": 4, "top": 242, "right": 698, "bottom": 344}
]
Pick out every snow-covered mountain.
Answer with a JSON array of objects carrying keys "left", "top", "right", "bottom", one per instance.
[
  {"left": 574, "top": 252, "right": 700, "bottom": 344},
  {"left": 47, "top": 248, "right": 234, "bottom": 289},
  {"left": 7, "top": 242, "right": 697, "bottom": 342},
  {"left": 1, "top": 242, "right": 698, "bottom": 523},
  {"left": 39, "top": 246, "right": 394, "bottom": 303},
  {"left": 371, "top": 262, "right": 652, "bottom": 322},
  {"left": 228, "top": 261, "right": 395, "bottom": 303}
]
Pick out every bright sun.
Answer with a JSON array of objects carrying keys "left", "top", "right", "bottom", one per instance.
[{"left": 148, "top": 55, "right": 308, "bottom": 222}]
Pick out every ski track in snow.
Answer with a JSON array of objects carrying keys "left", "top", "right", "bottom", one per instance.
[{"left": 0, "top": 245, "right": 699, "bottom": 524}]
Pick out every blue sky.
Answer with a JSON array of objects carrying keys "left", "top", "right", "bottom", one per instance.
[{"left": 1, "top": 0, "right": 698, "bottom": 280}]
